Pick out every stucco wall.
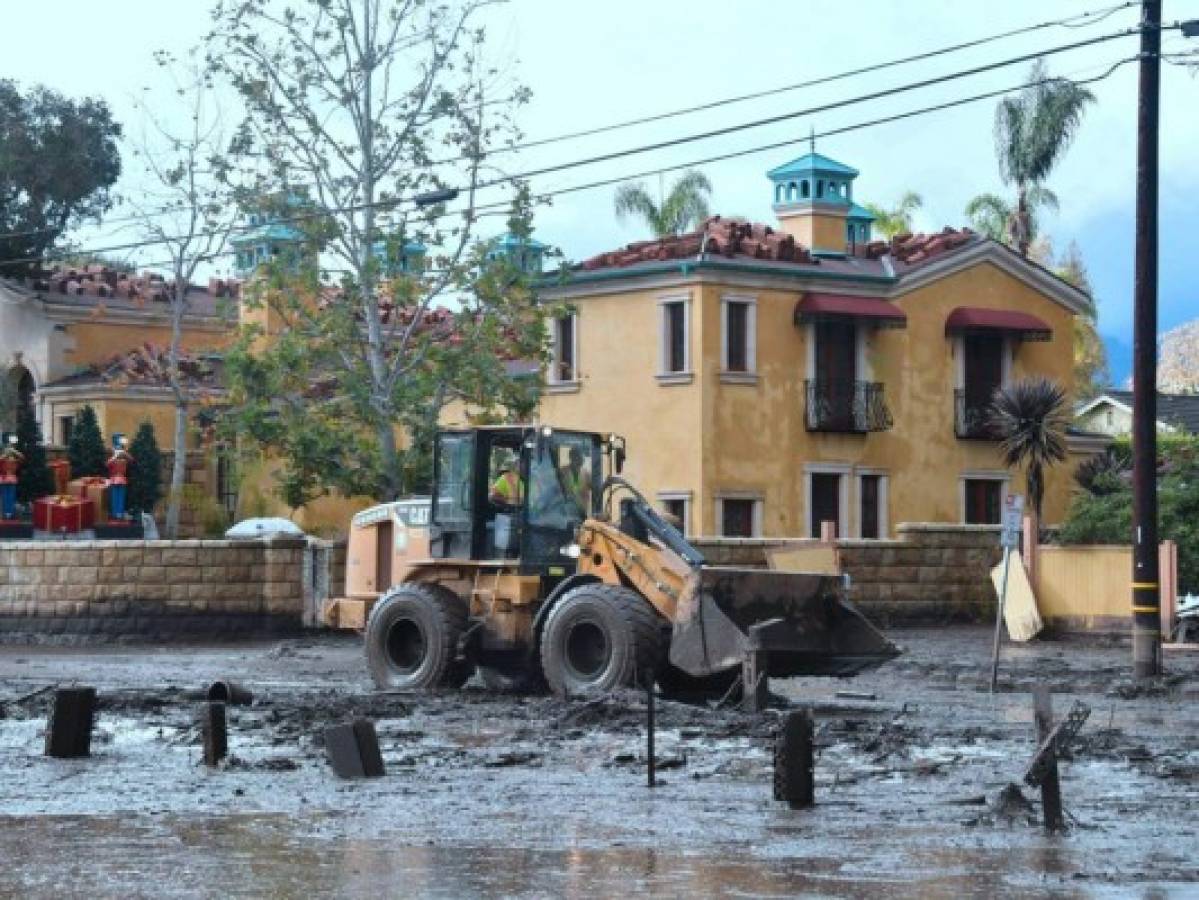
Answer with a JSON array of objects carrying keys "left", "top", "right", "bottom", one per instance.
[
  {"left": 542, "top": 257, "right": 1082, "bottom": 540},
  {"left": 0, "top": 538, "right": 313, "bottom": 639},
  {"left": 693, "top": 522, "right": 1002, "bottom": 626}
]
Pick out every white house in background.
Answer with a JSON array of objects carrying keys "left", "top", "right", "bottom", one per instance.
[{"left": 1076, "top": 389, "right": 1199, "bottom": 436}]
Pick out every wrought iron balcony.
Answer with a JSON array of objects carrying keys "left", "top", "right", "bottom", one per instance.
[
  {"left": 954, "top": 389, "right": 1002, "bottom": 440},
  {"left": 804, "top": 380, "right": 892, "bottom": 433}
]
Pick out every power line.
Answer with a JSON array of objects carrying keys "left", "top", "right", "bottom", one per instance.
[
  {"left": 430, "top": 1, "right": 1140, "bottom": 164},
  {"left": 0, "top": 4, "right": 1143, "bottom": 247},
  {"left": 3, "top": 55, "right": 1136, "bottom": 273}
]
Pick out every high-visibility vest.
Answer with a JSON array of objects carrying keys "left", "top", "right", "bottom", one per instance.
[{"left": 492, "top": 472, "right": 523, "bottom": 503}]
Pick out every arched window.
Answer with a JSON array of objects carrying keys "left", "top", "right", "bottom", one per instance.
[
  {"left": 801, "top": 180, "right": 810, "bottom": 198},
  {"left": 775, "top": 184, "right": 784, "bottom": 204},
  {"left": 816, "top": 180, "right": 824, "bottom": 199}
]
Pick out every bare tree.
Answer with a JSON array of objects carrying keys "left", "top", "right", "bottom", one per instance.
[
  {"left": 128, "top": 51, "right": 241, "bottom": 537},
  {"left": 208, "top": 0, "right": 535, "bottom": 502}
]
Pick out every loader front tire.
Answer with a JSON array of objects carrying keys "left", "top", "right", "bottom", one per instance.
[
  {"left": 365, "top": 583, "right": 467, "bottom": 691},
  {"left": 540, "top": 584, "right": 661, "bottom": 697}
]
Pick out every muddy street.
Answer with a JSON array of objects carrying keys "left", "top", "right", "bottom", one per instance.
[{"left": 1, "top": 628, "right": 1197, "bottom": 898}]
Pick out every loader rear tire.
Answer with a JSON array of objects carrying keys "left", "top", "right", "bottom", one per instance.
[
  {"left": 540, "top": 584, "right": 661, "bottom": 697},
  {"left": 365, "top": 583, "right": 467, "bottom": 691}
]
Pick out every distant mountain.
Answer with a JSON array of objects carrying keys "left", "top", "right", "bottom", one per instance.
[{"left": 1158, "top": 321, "right": 1199, "bottom": 393}]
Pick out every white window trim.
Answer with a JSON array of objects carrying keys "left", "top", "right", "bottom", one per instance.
[
  {"left": 656, "top": 490, "right": 693, "bottom": 536},
  {"left": 803, "top": 463, "right": 851, "bottom": 539},
  {"left": 720, "top": 293, "right": 758, "bottom": 384},
  {"left": 657, "top": 292, "right": 693, "bottom": 384},
  {"left": 714, "top": 491, "right": 764, "bottom": 538},
  {"left": 546, "top": 311, "right": 580, "bottom": 393},
  {"left": 958, "top": 470, "right": 1011, "bottom": 524},
  {"left": 854, "top": 469, "right": 889, "bottom": 539}
]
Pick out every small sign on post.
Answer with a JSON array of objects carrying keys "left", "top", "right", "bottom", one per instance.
[{"left": 990, "top": 494, "right": 1024, "bottom": 692}]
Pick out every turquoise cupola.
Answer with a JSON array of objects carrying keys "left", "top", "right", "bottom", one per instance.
[
  {"left": 231, "top": 194, "right": 310, "bottom": 276},
  {"left": 487, "top": 232, "right": 546, "bottom": 275},
  {"left": 766, "top": 146, "right": 873, "bottom": 255}
]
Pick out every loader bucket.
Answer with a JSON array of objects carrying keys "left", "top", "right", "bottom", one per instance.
[{"left": 668, "top": 567, "right": 900, "bottom": 679}]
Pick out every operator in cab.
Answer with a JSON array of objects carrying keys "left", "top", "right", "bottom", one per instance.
[
  {"left": 489, "top": 454, "right": 524, "bottom": 508},
  {"left": 560, "top": 445, "right": 590, "bottom": 512}
]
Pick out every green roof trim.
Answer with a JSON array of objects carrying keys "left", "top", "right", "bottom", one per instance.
[{"left": 542, "top": 256, "right": 894, "bottom": 290}]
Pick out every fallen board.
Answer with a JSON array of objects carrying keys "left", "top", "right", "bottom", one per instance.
[{"left": 992, "top": 549, "right": 1043, "bottom": 642}]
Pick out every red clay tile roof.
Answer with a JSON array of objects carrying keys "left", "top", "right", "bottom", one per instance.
[
  {"left": 580, "top": 216, "right": 813, "bottom": 271},
  {"left": 575, "top": 217, "right": 977, "bottom": 275},
  {"left": 11, "top": 265, "right": 238, "bottom": 319}
]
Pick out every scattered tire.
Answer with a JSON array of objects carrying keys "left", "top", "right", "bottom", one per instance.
[
  {"left": 539, "top": 583, "right": 661, "bottom": 697},
  {"left": 774, "top": 708, "right": 815, "bottom": 807},
  {"left": 656, "top": 664, "right": 741, "bottom": 703},
  {"left": 365, "top": 583, "right": 468, "bottom": 690},
  {"left": 478, "top": 664, "right": 548, "bottom": 695}
]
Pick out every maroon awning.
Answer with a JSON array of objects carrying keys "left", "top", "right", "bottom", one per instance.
[
  {"left": 793, "top": 293, "right": 907, "bottom": 328},
  {"left": 944, "top": 307, "right": 1052, "bottom": 341}
]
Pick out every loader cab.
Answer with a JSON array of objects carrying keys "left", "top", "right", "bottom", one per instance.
[{"left": 430, "top": 426, "right": 605, "bottom": 575}]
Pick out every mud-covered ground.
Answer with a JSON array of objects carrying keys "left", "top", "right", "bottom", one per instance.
[{"left": 1, "top": 628, "right": 1197, "bottom": 899}]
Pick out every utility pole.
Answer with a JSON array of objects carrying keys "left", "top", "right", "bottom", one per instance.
[{"left": 1131, "top": 0, "right": 1162, "bottom": 679}]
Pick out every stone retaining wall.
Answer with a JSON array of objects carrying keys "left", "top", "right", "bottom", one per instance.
[
  {"left": 693, "top": 523, "right": 1003, "bottom": 626},
  {"left": 0, "top": 538, "right": 317, "bottom": 640}
]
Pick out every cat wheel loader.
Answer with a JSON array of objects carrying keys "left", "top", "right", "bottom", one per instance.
[{"left": 323, "top": 426, "right": 899, "bottom": 697}]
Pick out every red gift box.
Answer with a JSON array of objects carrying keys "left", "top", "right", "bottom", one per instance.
[
  {"left": 48, "top": 460, "right": 71, "bottom": 495},
  {"left": 33, "top": 495, "right": 95, "bottom": 532}
]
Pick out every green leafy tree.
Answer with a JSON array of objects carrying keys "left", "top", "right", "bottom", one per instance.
[
  {"left": 965, "top": 61, "right": 1094, "bottom": 256},
  {"left": 210, "top": 0, "right": 546, "bottom": 504},
  {"left": 1054, "top": 240, "right": 1110, "bottom": 400},
  {"left": 0, "top": 80, "right": 122, "bottom": 276},
  {"left": 13, "top": 390, "right": 53, "bottom": 503},
  {"left": 614, "top": 170, "right": 712, "bottom": 237},
  {"left": 863, "top": 191, "right": 922, "bottom": 240},
  {"left": 989, "top": 377, "right": 1069, "bottom": 521},
  {"left": 67, "top": 405, "right": 107, "bottom": 478},
  {"left": 126, "top": 421, "right": 163, "bottom": 516},
  {"left": 1061, "top": 435, "right": 1199, "bottom": 593}
]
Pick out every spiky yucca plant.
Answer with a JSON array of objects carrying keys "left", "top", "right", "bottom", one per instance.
[{"left": 989, "top": 377, "right": 1069, "bottom": 520}]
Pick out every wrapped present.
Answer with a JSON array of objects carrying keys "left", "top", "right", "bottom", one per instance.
[
  {"left": 68, "top": 476, "right": 109, "bottom": 524},
  {"left": 48, "top": 460, "right": 71, "bottom": 495},
  {"left": 33, "top": 495, "right": 95, "bottom": 532}
]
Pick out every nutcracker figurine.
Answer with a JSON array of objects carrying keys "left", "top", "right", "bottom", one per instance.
[
  {"left": 0, "top": 435, "right": 23, "bottom": 520},
  {"left": 107, "top": 435, "right": 134, "bottom": 520}
]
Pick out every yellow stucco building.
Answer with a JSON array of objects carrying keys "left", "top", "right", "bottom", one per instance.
[{"left": 539, "top": 151, "right": 1100, "bottom": 538}]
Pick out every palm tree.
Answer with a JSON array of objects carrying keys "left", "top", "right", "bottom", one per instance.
[
  {"left": 864, "top": 191, "right": 922, "bottom": 240},
  {"left": 965, "top": 60, "right": 1093, "bottom": 256},
  {"left": 964, "top": 186, "right": 1058, "bottom": 245},
  {"left": 614, "top": 170, "right": 712, "bottom": 237},
  {"left": 989, "top": 377, "right": 1069, "bottom": 521}
]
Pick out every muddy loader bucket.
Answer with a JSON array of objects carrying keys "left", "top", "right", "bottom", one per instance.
[{"left": 668, "top": 567, "right": 900, "bottom": 679}]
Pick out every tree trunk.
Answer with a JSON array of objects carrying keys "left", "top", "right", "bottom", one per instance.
[
  {"left": 165, "top": 401, "right": 188, "bottom": 538},
  {"left": 1009, "top": 188, "right": 1032, "bottom": 257}
]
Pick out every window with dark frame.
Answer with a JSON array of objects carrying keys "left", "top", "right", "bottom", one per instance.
[
  {"left": 725, "top": 301, "right": 749, "bottom": 372},
  {"left": 721, "top": 498, "right": 755, "bottom": 538},
  {"left": 554, "top": 314, "right": 575, "bottom": 382},
  {"left": 664, "top": 301, "right": 687, "bottom": 373},
  {"left": 964, "top": 478, "right": 1003, "bottom": 524},
  {"left": 661, "top": 498, "right": 687, "bottom": 533},
  {"left": 810, "top": 473, "right": 842, "bottom": 538},
  {"left": 860, "top": 474, "right": 880, "bottom": 539},
  {"left": 58, "top": 415, "right": 75, "bottom": 447}
]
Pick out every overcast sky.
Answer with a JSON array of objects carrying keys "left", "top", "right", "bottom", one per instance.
[{"left": 4, "top": 0, "right": 1197, "bottom": 381}]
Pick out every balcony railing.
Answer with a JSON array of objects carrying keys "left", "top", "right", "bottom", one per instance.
[
  {"left": 955, "top": 389, "right": 1002, "bottom": 440},
  {"left": 804, "top": 380, "right": 892, "bottom": 433}
]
